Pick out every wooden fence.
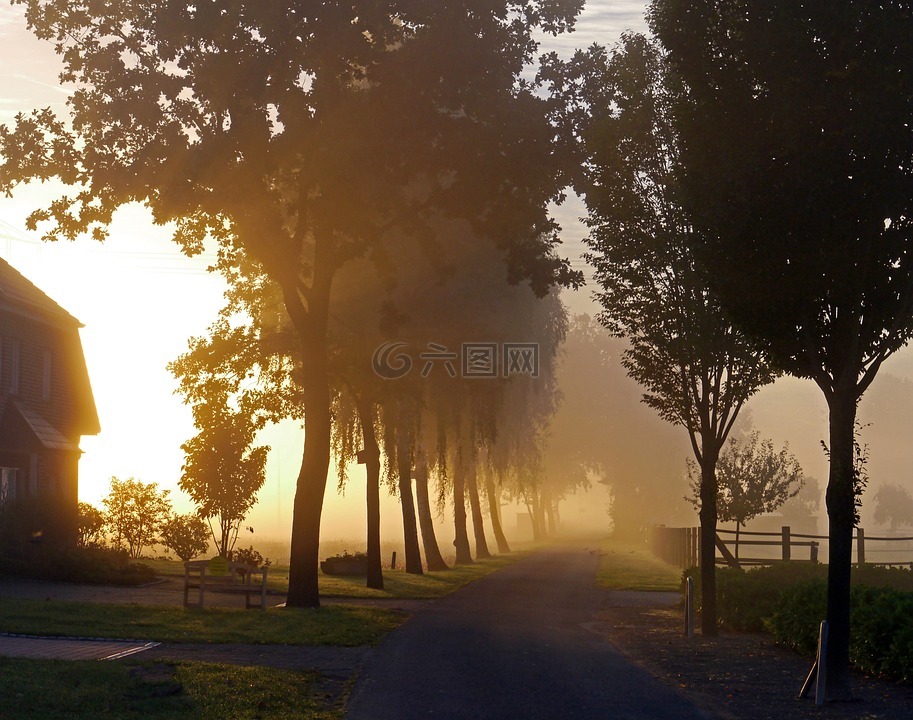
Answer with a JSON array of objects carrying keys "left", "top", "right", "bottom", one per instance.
[{"left": 650, "top": 525, "right": 913, "bottom": 570}]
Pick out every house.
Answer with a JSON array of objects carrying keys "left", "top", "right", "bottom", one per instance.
[{"left": 0, "top": 256, "right": 99, "bottom": 533}]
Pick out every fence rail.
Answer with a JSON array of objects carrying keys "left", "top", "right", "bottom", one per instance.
[{"left": 650, "top": 525, "right": 913, "bottom": 570}]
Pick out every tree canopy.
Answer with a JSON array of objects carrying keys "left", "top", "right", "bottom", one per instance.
[
  {"left": 648, "top": 0, "right": 913, "bottom": 697},
  {"left": 2, "top": 0, "right": 584, "bottom": 606},
  {"left": 546, "top": 31, "right": 776, "bottom": 633}
]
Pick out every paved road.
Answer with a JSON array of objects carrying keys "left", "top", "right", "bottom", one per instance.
[{"left": 345, "top": 548, "right": 709, "bottom": 720}]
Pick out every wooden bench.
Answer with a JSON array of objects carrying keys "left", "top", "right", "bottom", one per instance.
[{"left": 183, "top": 557, "right": 269, "bottom": 610}]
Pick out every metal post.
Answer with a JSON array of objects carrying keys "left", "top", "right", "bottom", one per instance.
[
  {"left": 782, "top": 526, "right": 791, "bottom": 561},
  {"left": 856, "top": 528, "right": 866, "bottom": 565},
  {"left": 815, "top": 621, "right": 829, "bottom": 706},
  {"left": 391, "top": 551, "right": 397, "bottom": 570},
  {"left": 684, "top": 576, "right": 695, "bottom": 638}
]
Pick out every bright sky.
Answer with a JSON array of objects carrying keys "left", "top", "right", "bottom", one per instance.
[{"left": 0, "top": 3, "right": 647, "bottom": 544}]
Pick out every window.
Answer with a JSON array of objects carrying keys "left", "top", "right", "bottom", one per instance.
[
  {"left": 10, "top": 338, "right": 19, "bottom": 395},
  {"left": 42, "top": 350, "right": 52, "bottom": 401},
  {"left": 0, "top": 467, "right": 18, "bottom": 504}
]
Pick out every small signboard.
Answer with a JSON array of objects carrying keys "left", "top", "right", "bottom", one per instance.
[{"left": 208, "top": 555, "right": 229, "bottom": 576}]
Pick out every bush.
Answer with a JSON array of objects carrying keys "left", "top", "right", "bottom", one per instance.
[
  {"left": 230, "top": 546, "right": 272, "bottom": 569},
  {"left": 160, "top": 513, "right": 210, "bottom": 562},
  {"left": 77, "top": 502, "right": 105, "bottom": 548},
  {"left": 0, "top": 544, "right": 156, "bottom": 586},
  {"left": 682, "top": 563, "right": 822, "bottom": 631},
  {"left": 767, "top": 581, "right": 913, "bottom": 683}
]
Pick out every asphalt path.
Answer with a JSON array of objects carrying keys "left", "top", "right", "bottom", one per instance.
[{"left": 345, "top": 547, "right": 710, "bottom": 720}]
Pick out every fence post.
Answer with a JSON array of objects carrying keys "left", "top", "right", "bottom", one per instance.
[
  {"left": 782, "top": 526, "right": 791, "bottom": 561},
  {"left": 857, "top": 527, "right": 866, "bottom": 565},
  {"left": 810, "top": 541, "right": 819, "bottom": 564},
  {"left": 684, "top": 576, "right": 694, "bottom": 638}
]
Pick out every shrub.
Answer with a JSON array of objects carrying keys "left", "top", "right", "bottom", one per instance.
[
  {"left": 762, "top": 579, "right": 913, "bottom": 683},
  {"left": 160, "top": 513, "right": 210, "bottom": 562},
  {"left": 76, "top": 502, "right": 105, "bottom": 548},
  {"left": 230, "top": 546, "right": 272, "bottom": 570}
]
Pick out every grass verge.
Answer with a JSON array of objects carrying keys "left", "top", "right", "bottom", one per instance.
[
  {"left": 142, "top": 552, "right": 531, "bottom": 599},
  {"left": 0, "top": 598, "right": 404, "bottom": 645},
  {"left": 0, "top": 658, "right": 343, "bottom": 720},
  {"left": 595, "top": 537, "right": 681, "bottom": 592}
]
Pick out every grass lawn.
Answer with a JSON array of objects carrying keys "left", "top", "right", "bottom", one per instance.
[
  {"left": 0, "top": 598, "right": 404, "bottom": 645},
  {"left": 0, "top": 658, "right": 342, "bottom": 720},
  {"left": 141, "top": 552, "right": 531, "bottom": 599},
  {"left": 595, "top": 537, "right": 682, "bottom": 592}
]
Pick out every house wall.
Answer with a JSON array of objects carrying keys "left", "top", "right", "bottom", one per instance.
[
  {"left": 0, "top": 311, "right": 86, "bottom": 440},
  {"left": 0, "top": 310, "right": 92, "bottom": 528}
]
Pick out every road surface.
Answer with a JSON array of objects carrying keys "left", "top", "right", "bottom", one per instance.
[{"left": 345, "top": 546, "right": 710, "bottom": 719}]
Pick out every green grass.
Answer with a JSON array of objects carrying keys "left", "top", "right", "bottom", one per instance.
[
  {"left": 0, "top": 597, "right": 404, "bottom": 645},
  {"left": 595, "top": 538, "right": 682, "bottom": 592},
  {"left": 0, "top": 658, "right": 342, "bottom": 719},
  {"left": 141, "top": 552, "right": 530, "bottom": 599}
]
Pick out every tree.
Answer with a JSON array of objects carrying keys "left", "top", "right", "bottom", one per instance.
[
  {"left": 873, "top": 484, "right": 913, "bottom": 533},
  {"left": 648, "top": 1, "right": 913, "bottom": 696},
  {"left": 102, "top": 477, "right": 172, "bottom": 559},
  {"left": 687, "top": 430, "right": 805, "bottom": 558},
  {"left": 178, "top": 392, "right": 268, "bottom": 558},
  {"left": 1, "top": 0, "right": 581, "bottom": 607},
  {"left": 76, "top": 502, "right": 105, "bottom": 548},
  {"left": 547, "top": 33, "right": 777, "bottom": 634},
  {"left": 160, "top": 513, "right": 211, "bottom": 562}
]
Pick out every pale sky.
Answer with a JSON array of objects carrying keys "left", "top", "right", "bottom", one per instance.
[{"left": 0, "top": 3, "right": 648, "bottom": 544}]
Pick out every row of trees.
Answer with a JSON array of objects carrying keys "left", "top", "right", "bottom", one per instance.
[
  {"left": 79, "top": 476, "right": 262, "bottom": 563},
  {"left": 544, "top": 0, "right": 913, "bottom": 701},
  {"left": 78, "top": 477, "right": 208, "bottom": 561}
]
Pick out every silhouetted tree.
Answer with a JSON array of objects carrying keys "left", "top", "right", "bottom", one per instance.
[
  {"left": 687, "top": 429, "right": 805, "bottom": 558},
  {"left": 547, "top": 33, "right": 776, "bottom": 634},
  {"left": 873, "top": 483, "right": 913, "bottom": 532},
  {"left": 102, "top": 477, "right": 172, "bottom": 559},
  {"left": 1, "top": 0, "right": 582, "bottom": 607},
  {"left": 649, "top": 1, "right": 913, "bottom": 695},
  {"left": 160, "top": 513, "right": 211, "bottom": 562},
  {"left": 76, "top": 502, "right": 105, "bottom": 549},
  {"left": 177, "top": 390, "right": 268, "bottom": 557}
]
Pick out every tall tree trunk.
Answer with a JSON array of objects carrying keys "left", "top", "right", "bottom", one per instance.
[
  {"left": 698, "top": 444, "right": 720, "bottom": 637},
  {"left": 414, "top": 455, "right": 449, "bottom": 571},
  {"left": 735, "top": 522, "right": 741, "bottom": 561},
  {"left": 532, "top": 492, "right": 547, "bottom": 539},
  {"left": 286, "top": 299, "right": 332, "bottom": 608},
  {"left": 823, "top": 388, "right": 857, "bottom": 701},
  {"left": 544, "top": 494, "right": 557, "bottom": 536},
  {"left": 453, "top": 465, "right": 473, "bottom": 564},
  {"left": 397, "top": 430, "right": 423, "bottom": 575},
  {"left": 484, "top": 474, "right": 511, "bottom": 554},
  {"left": 466, "top": 462, "right": 492, "bottom": 559},
  {"left": 356, "top": 397, "right": 383, "bottom": 590},
  {"left": 526, "top": 500, "right": 541, "bottom": 542}
]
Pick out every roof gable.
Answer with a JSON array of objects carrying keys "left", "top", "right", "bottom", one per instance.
[{"left": 0, "top": 257, "right": 81, "bottom": 327}]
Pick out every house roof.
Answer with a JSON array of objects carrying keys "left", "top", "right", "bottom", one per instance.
[
  {"left": 13, "top": 402, "right": 81, "bottom": 452},
  {"left": 0, "top": 256, "right": 82, "bottom": 327}
]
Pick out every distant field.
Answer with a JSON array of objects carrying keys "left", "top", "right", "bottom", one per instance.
[{"left": 595, "top": 537, "right": 682, "bottom": 592}]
